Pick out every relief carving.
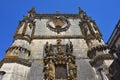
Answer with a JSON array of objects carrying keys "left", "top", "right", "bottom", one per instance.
[
  {"left": 44, "top": 60, "right": 55, "bottom": 80},
  {"left": 5, "top": 46, "right": 30, "bottom": 59},
  {"left": 46, "top": 16, "right": 70, "bottom": 34},
  {"left": 43, "top": 40, "right": 77, "bottom": 80}
]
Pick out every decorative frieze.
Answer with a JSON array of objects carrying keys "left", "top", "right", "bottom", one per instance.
[{"left": 5, "top": 46, "right": 31, "bottom": 59}]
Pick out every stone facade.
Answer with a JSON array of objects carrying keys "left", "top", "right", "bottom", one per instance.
[{"left": 0, "top": 7, "right": 113, "bottom": 80}]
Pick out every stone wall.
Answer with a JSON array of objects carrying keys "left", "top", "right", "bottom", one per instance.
[{"left": 0, "top": 63, "right": 30, "bottom": 80}]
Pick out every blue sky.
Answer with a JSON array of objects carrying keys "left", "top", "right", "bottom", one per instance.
[{"left": 0, "top": 0, "right": 120, "bottom": 60}]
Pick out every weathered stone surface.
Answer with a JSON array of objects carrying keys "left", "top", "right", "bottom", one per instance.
[
  {"left": 34, "top": 19, "right": 82, "bottom": 36},
  {"left": 76, "top": 59, "right": 96, "bottom": 80},
  {"left": 1, "top": 8, "right": 111, "bottom": 80},
  {"left": 12, "top": 39, "right": 30, "bottom": 50},
  {"left": 30, "top": 39, "right": 88, "bottom": 59},
  {"left": 18, "top": 23, "right": 25, "bottom": 34},
  {"left": 27, "top": 60, "right": 44, "bottom": 80},
  {"left": 0, "top": 63, "right": 30, "bottom": 80}
]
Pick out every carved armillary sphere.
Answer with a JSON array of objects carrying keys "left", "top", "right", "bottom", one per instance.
[{"left": 47, "top": 16, "right": 70, "bottom": 34}]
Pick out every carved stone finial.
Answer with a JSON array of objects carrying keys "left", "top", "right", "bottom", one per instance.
[
  {"left": 28, "top": 7, "right": 36, "bottom": 14},
  {"left": 66, "top": 43, "right": 69, "bottom": 53},
  {"left": 23, "top": 16, "right": 28, "bottom": 20},
  {"left": 57, "top": 39, "right": 62, "bottom": 53},
  {"left": 69, "top": 41, "right": 73, "bottom": 53},
  {"left": 27, "top": 7, "right": 36, "bottom": 19},
  {"left": 78, "top": 7, "right": 83, "bottom": 13}
]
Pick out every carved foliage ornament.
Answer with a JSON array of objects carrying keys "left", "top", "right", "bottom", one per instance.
[
  {"left": 44, "top": 54, "right": 77, "bottom": 80},
  {"left": 43, "top": 40, "right": 77, "bottom": 80},
  {"left": 47, "top": 16, "right": 70, "bottom": 34}
]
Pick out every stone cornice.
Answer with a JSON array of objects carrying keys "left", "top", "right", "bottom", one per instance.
[
  {"left": 34, "top": 13, "right": 80, "bottom": 19},
  {"left": 87, "top": 45, "right": 109, "bottom": 59},
  {"left": 0, "top": 58, "right": 31, "bottom": 67},
  {"left": 32, "top": 35, "right": 84, "bottom": 39},
  {"left": 14, "top": 34, "right": 31, "bottom": 43},
  {"left": 14, "top": 34, "right": 101, "bottom": 42},
  {"left": 90, "top": 54, "right": 113, "bottom": 66}
]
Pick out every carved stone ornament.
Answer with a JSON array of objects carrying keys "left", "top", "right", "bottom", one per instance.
[
  {"left": 43, "top": 39, "right": 77, "bottom": 80},
  {"left": 46, "top": 16, "right": 70, "bottom": 34}
]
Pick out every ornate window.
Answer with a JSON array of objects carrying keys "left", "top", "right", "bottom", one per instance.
[
  {"left": 55, "top": 64, "right": 67, "bottom": 79},
  {"left": 43, "top": 40, "right": 77, "bottom": 80}
]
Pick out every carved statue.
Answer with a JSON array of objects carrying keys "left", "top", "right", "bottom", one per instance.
[
  {"left": 69, "top": 41, "right": 73, "bottom": 53},
  {"left": 66, "top": 43, "right": 69, "bottom": 53},
  {"left": 66, "top": 41, "right": 73, "bottom": 53},
  {"left": 68, "top": 58, "right": 77, "bottom": 78},
  {"left": 25, "top": 23, "right": 33, "bottom": 36},
  {"left": 44, "top": 60, "right": 55, "bottom": 80},
  {"left": 90, "top": 22, "right": 99, "bottom": 35},
  {"left": 57, "top": 39, "right": 62, "bottom": 53},
  {"left": 82, "top": 23, "right": 90, "bottom": 36}
]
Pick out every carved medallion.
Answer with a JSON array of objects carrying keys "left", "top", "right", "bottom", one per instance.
[{"left": 47, "top": 16, "right": 70, "bottom": 34}]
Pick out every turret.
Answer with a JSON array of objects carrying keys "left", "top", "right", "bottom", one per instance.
[
  {"left": 78, "top": 7, "right": 103, "bottom": 49},
  {"left": 5, "top": 8, "right": 36, "bottom": 59}
]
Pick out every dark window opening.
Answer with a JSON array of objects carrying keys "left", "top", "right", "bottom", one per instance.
[{"left": 55, "top": 64, "right": 67, "bottom": 79}]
